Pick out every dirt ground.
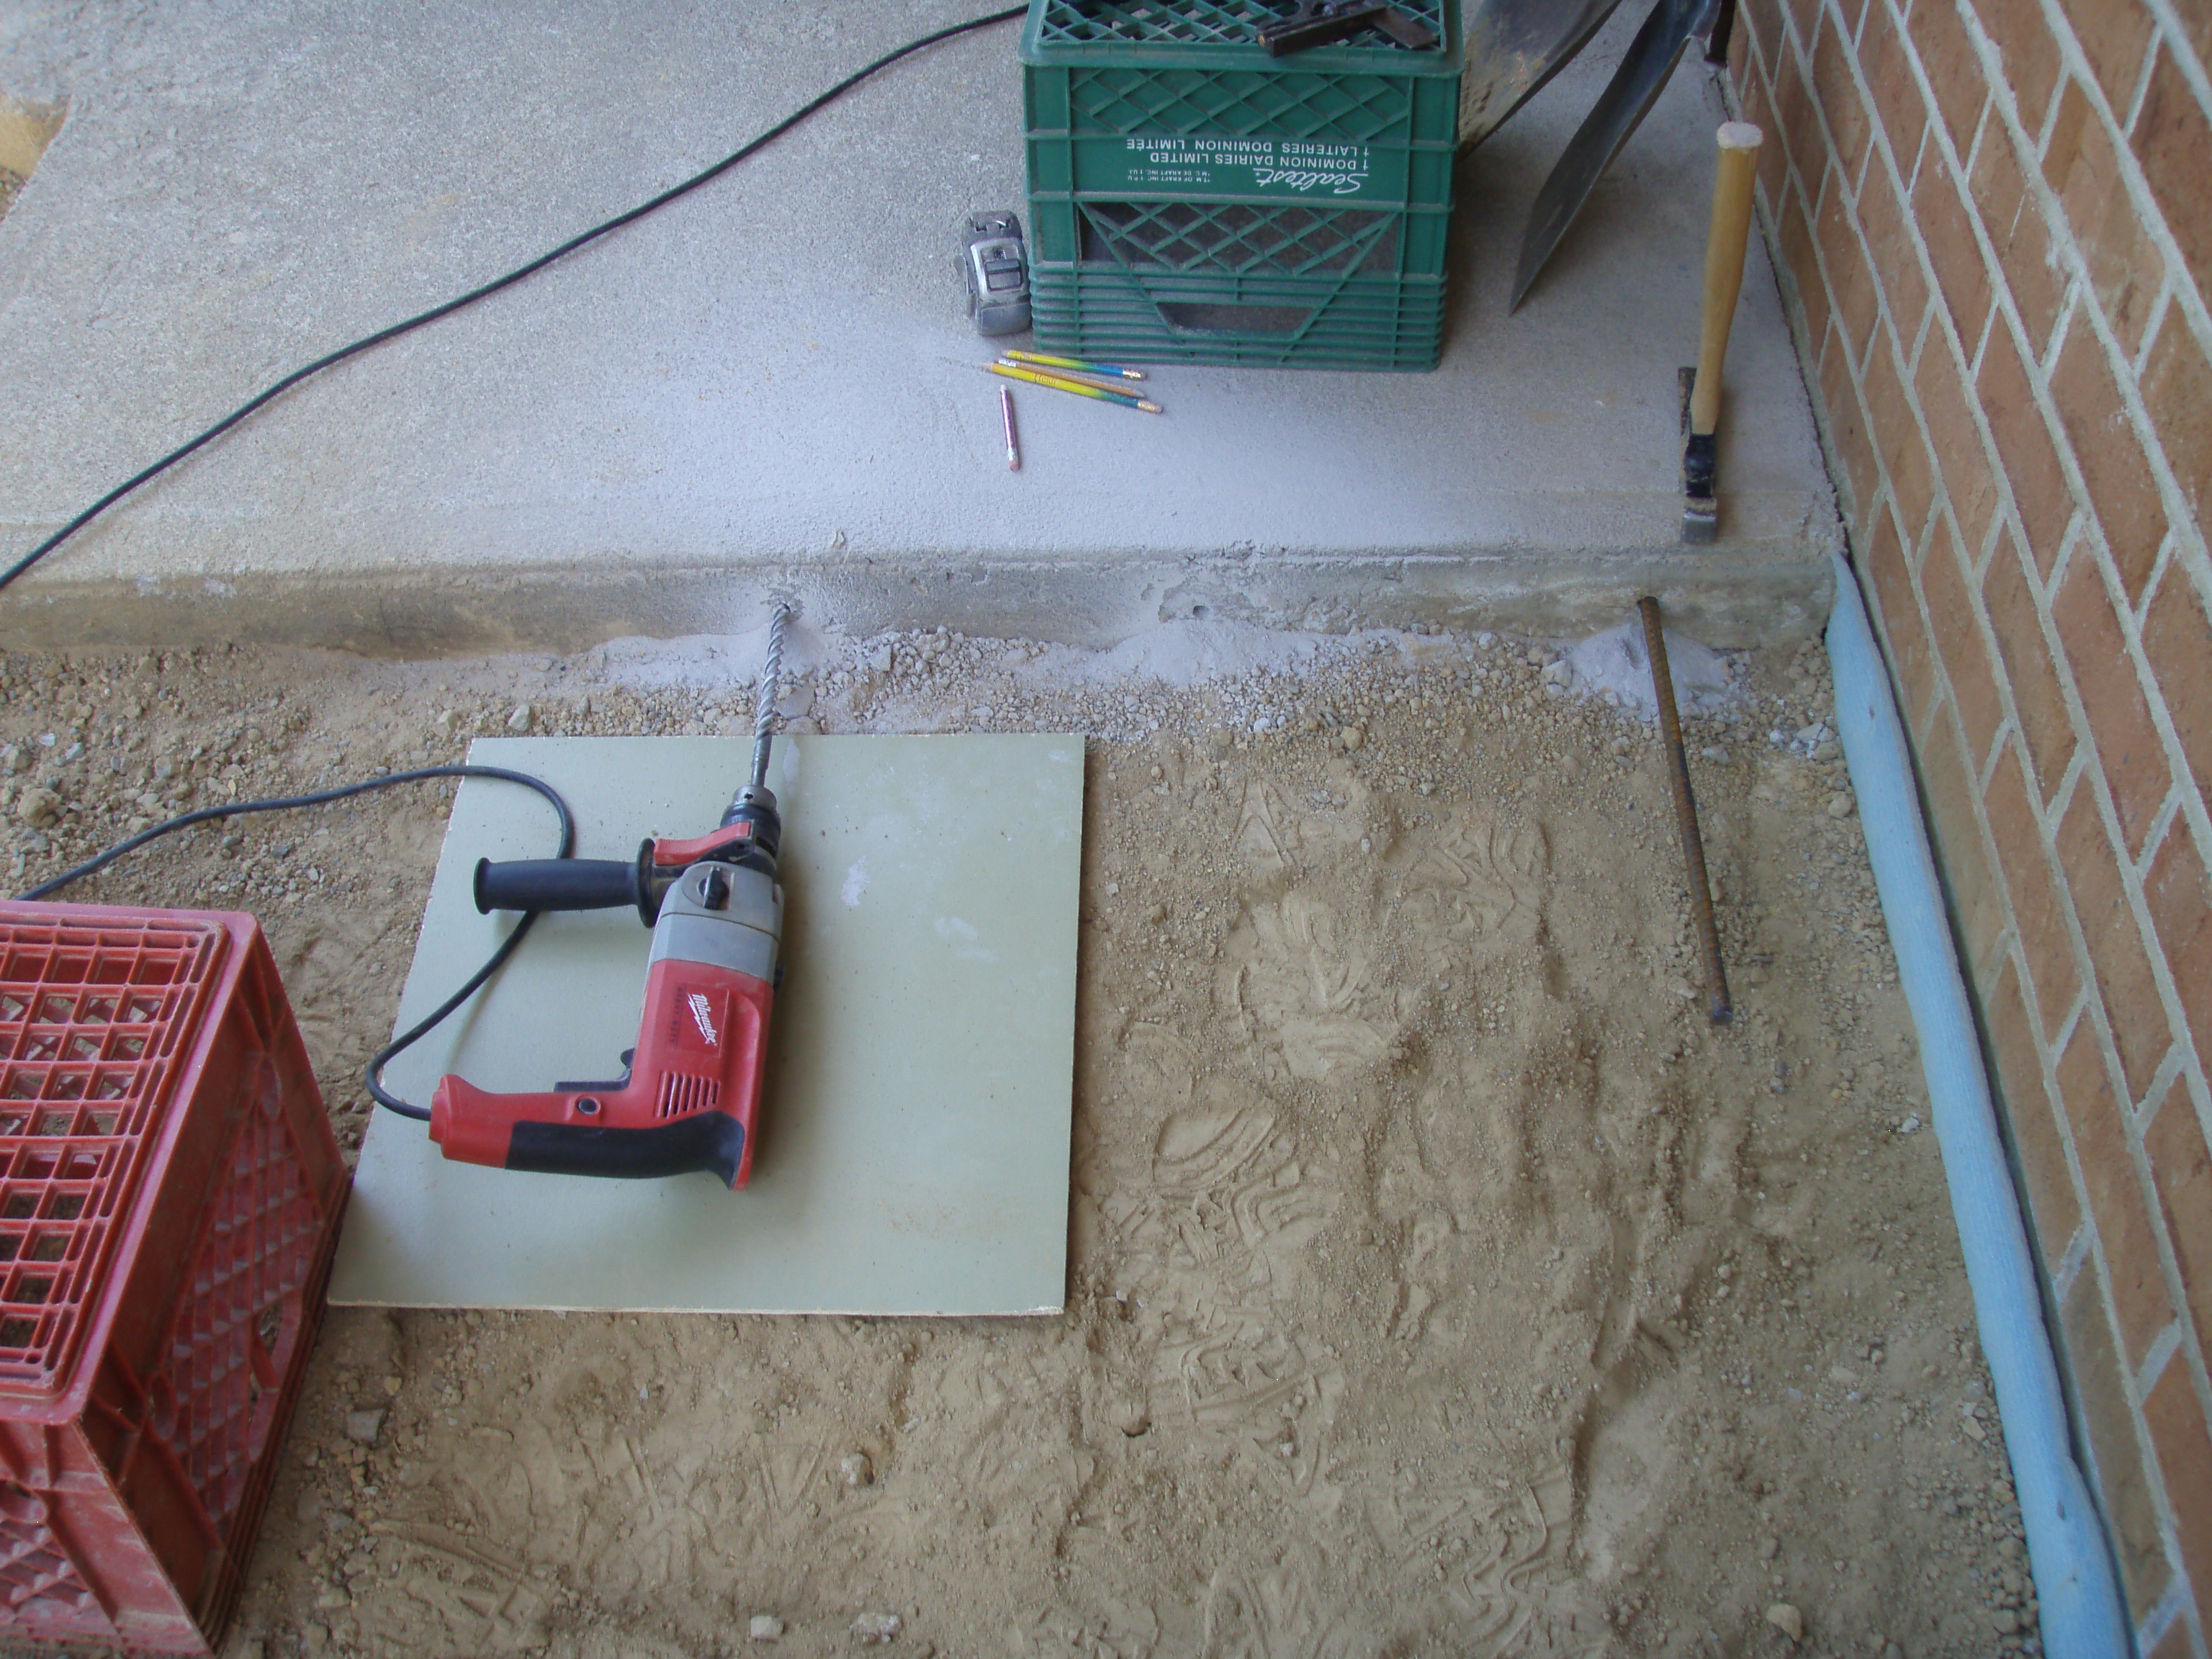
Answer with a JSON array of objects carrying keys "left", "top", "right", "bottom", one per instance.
[{"left": 0, "top": 624, "right": 2045, "bottom": 1658}]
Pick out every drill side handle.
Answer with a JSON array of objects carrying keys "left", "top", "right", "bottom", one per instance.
[
  {"left": 473, "top": 842, "right": 669, "bottom": 925},
  {"left": 475, "top": 827, "right": 768, "bottom": 924}
]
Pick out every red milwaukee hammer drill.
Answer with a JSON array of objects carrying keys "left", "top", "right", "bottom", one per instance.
[{"left": 428, "top": 609, "right": 791, "bottom": 1188}]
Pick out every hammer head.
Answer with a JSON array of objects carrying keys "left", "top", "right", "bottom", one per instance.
[
  {"left": 1678, "top": 367, "right": 1719, "bottom": 543},
  {"left": 1681, "top": 432, "right": 1719, "bottom": 543}
]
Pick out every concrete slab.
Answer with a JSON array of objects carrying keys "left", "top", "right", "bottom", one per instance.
[{"left": 0, "top": 1, "right": 1838, "bottom": 652}]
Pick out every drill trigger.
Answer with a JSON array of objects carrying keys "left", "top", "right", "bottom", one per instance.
[{"left": 554, "top": 1051, "right": 636, "bottom": 1094}]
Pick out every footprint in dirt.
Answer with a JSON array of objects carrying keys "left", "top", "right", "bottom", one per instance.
[
  {"left": 1398, "top": 814, "right": 1551, "bottom": 948},
  {"left": 1314, "top": 1457, "right": 1601, "bottom": 1656},
  {"left": 1201, "top": 1554, "right": 1366, "bottom": 1658},
  {"left": 1226, "top": 889, "right": 1401, "bottom": 1082},
  {"left": 1148, "top": 1087, "right": 1338, "bottom": 1290}
]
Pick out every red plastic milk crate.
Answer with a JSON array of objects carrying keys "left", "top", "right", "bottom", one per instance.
[{"left": 0, "top": 903, "right": 348, "bottom": 1653}]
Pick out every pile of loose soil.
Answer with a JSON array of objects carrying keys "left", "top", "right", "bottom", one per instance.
[{"left": 0, "top": 625, "right": 2039, "bottom": 1658}]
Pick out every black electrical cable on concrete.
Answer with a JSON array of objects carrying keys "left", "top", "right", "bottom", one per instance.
[
  {"left": 0, "top": 4, "right": 1027, "bottom": 595},
  {"left": 17, "top": 764, "right": 577, "bottom": 1123}
]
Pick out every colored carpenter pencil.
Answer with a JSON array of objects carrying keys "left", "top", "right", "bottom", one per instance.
[
  {"left": 996, "top": 357, "right": 1142, "bottom": 395},
  {"left": 985, "top": 361, "right": 1163, "bottom": 413},
  {"left": 1002, "top": 349, "right": 1146, "bottom": 381}
]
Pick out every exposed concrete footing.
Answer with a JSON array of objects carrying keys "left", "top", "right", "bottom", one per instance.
[{"left": 3, "top": 547, "right": 1833, "bottom": 657}]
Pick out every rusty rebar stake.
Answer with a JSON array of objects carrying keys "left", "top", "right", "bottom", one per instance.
[{"left": 1638, "top": 595, "right": 1732, "bottom": 1025}]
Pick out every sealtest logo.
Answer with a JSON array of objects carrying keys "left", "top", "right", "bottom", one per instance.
[
  {"left": 1120, "top": 135, "right": 1372, "bottom": 196},
  {"left": 688, "top": 992, "right": 720, "bottom": 1048}
]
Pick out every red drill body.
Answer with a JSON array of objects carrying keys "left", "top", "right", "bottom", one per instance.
[{"left": 431, "top": 809, "right": 785, "bottom": 1187}]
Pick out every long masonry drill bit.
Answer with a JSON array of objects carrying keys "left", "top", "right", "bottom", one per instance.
[{"left": 750, "top": 602, "right": 788, "bottom": 796}]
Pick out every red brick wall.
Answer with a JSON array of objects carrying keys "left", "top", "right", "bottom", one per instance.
[{"left": 1725, "top": 0, "right": 2212, "bottom": 1644}]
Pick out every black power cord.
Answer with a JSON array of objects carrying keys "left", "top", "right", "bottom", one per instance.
[
  {"left": 13, "top": 765, "right": 577, "bottom": 1123},
  {"left": 0, "top": 4, "right": 1027, "bottom": 593}
]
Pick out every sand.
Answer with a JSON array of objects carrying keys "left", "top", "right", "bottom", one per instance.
[{"left": 0, "top": 624, "right": 2039, "bottom": 1658}]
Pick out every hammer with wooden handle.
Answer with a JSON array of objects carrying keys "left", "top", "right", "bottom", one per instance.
[{"left": 1681, "top": 121, "right": 1763, "bottom": 543}]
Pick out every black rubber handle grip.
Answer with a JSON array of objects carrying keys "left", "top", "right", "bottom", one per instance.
[{"left": 473, "top": 857, "right": 640, "bottom": 914}]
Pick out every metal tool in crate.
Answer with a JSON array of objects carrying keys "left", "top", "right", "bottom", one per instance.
[{"left": 1258, "top": 1, "right": 1440, "bottom": 53}]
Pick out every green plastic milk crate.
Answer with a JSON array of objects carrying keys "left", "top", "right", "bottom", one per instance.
[{"left": 1020, "top": 0, "right": 1462, "bottom": 369}]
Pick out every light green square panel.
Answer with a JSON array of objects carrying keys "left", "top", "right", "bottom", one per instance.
[{"left": 328, "top": 734, "right": 1083, "bottom": 1316}]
